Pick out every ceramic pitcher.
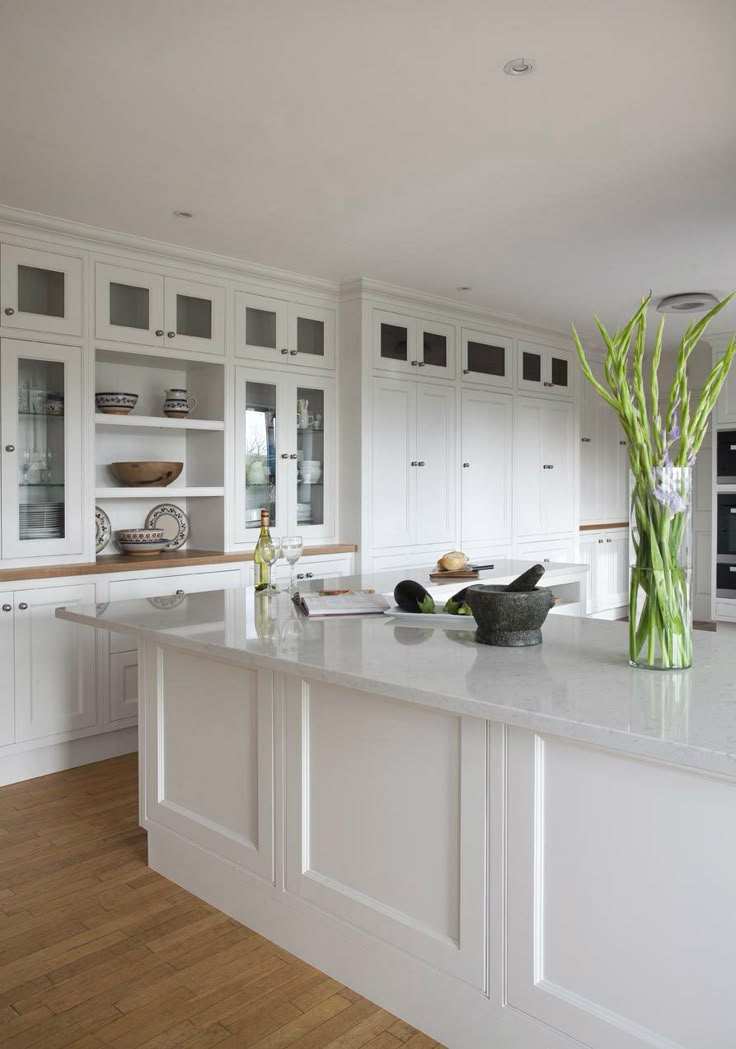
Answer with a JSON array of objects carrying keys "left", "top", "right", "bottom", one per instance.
[{"left": 163, "top": 388, "right": 197, "bottom": 417}]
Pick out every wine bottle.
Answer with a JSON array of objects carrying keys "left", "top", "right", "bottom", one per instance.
[{"left": 254, "top": 509, "right": 273, "bottom": 591}]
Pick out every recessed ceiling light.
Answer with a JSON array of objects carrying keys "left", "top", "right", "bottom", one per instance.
[
  {"left": 656, "top": 292, "right": 718, "bottom": 314},
  {"left": 173, "top": 209, "right": 193, "bottom": 219},
  {"left": 503, "top": 57, "right": 535, "bottom": 76}
]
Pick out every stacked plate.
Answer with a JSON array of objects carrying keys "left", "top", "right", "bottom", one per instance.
[{"left": 20, "top": 502, "right": 64, "bottom": 540}]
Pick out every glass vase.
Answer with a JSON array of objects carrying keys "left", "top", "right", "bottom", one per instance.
[{"left": 629, "top": 466, "right": 693, "bottom": 670}]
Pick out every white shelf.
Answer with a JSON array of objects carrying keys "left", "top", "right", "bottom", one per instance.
[
  {"left": 96, "top": 487, "right": 225, "bottom": 499},
  {"left": 95, "top": 414, "right": 224, "bottom": 432}
]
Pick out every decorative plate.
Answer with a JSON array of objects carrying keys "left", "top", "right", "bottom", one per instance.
[
  {"left": 95, "top": 506, "right": 111, "bottom": 554},
  {"left": 144, "top": 503, "right": 190, "bottom": 550}
]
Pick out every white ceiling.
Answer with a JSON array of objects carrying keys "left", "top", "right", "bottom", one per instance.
[{"left": 1, "top": 0, "right": 736, "bottom": 346}]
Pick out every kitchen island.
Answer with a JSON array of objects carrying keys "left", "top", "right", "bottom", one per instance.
[{"left": 57, "top": 565, "right": 736, "bottom": 1049}]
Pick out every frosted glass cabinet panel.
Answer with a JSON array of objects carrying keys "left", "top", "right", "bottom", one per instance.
[
  {"left": 0, "top": 340, "right": 83, "bottom": 558},
  {"left": 163, "top": 276, "right": 225, "bottom": 353},
  {"left": 236, "top": 293, "right": 335, "bottom": 368},
  {"left": 1, "top": 244, "right": 83, "bottom": 336},
  {"left": 96, "top": 263, "right": 164, "bottom": 346}
]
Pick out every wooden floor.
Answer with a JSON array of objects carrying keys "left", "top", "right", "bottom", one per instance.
[{"left": 0, "top": 754, "right": 444, "bottom": 1049}]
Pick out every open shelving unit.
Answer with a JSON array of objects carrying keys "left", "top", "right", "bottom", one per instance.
[{"left": 95, "top": 414, "right": 225, "bottom": 432}]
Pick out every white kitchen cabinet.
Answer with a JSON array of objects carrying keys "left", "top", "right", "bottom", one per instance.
[
  {"left": 516, "top": 537, "right": 576, "bottom": 565},
  {"left": 578, "top": 529, "right": 629, "bottom": 614},
  {"left": 371, "top": 377, "right": 455, "bottom": 549},
  {"left": 0, "top": 594, "right": 14, "bottom": 747},
  {"left": 14, "top": 583, "right": 97, "bottom": 742},
  {"left": 1, "top": 243, "right": 83, "bottom": 337},
  {"left": 0, "top": 339, "right": 84, "bottom": 559},
  {"left": 514, "top": 396, "right": 575, "bottom": 539},
  {"left": 517, "top": 340, "right": 575, "bottom": 398},
  {"left": 373, "top": 309, "right": 455, "bottom": 379},
  {"left": 580, "top": 364, "right": 629, "bottom": 525},
  {"left": 96, "top": 263, "right": 225, "bottom": 354},
  {"left": 460, "top": 327, "right": 513, "bottom": 388},
  {"left": 235, "top": 291, "right": 335, "bottom": 369},
  {"left": 234, "top": 366, "right": 336, "bottom": 543},
  {"left": 461, "top": 388, "right": 513, "bottom": 547}
]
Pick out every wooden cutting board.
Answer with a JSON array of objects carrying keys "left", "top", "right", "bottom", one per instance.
[{"left": 428, "top": 569, "right": 480, "bottom": 581}]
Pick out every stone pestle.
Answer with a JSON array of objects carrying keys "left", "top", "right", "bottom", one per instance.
[{"left": 504, "top": 563, "right": 546, "bottom": 592}]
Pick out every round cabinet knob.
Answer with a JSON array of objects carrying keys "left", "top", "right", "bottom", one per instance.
[
  {"left": 463, "top": 368, "right": 470, "bottom": 374},
  {"left": 606, "top": 538, "right": 612, "bottom": 544},
  {"left": 290, "top": 453, "right": 298, "bottom": 460},
  {"left": 306, "top": 572, "right": 313, "bottom": 578},
  {"left": 175, "top": 589, "right": 185, "bottom": 595},
  {"left": 410, "top": 461, "right": 418, "bottom": 466},
  {"left": 18, "top": 602, "right": 28, "bottom": 610},
  {"left": 289, "top": 349, "right": 298, "bottom": 356},
  {"left": 417, "top": 361, "right": 426, "bottom": 367},
  {"left": 167, "top": 331, "right": 176, "bottom": 339},
  {"left": 543, "top": 558, "right": 550, "bottom": 563},
  {"left": 281, "top": 348, "right": 289, "bottom": 355},
  {"left": 2, "top": 604, "right": 11, "bottom": 612},
  {"left": 581, "top": 437, "right": 592, "bottom": 443},
  {"left": 5, "top": 445, "right": 14, "bottom": 453},
  {"left": 619, "top": 440, "right": 627, "bottom": 446},
  {"left": 411, "top": 360, "right": 419, "bottom": 367},
  {"left": 462, "top": 462, "right": 470, "bottom": 468},
  {"left": 155, "top": 329, "right": 164, "bottom": 337},
  {"left": 280, "top": 452, "right": 289, "bottom": 459},
  {"left": 417, "top": 461, "right": 426, "bottom": 467},
  {"left": 296, "top": 573, "right": 305, "bottom": 580},
  {"left": 4, "top": 307, "right": 15, "bottom": 316},
  {"left": 598, "top": 538, "right": 604, "bottom": 544}
]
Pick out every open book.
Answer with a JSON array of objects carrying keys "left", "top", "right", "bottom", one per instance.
[{"left": 294, "top": 589, "right": 390, "bottom": 617}]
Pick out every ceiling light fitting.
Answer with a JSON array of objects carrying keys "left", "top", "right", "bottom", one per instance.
[
  {"left": 656, "top": 292, "right": 718, "bottom": 314},
  {"left": 503, "top": 57, "right": 535, "bottom": 76},
  {"left": 173, "top": 209, "right": 193, "bottom": 219},
  {"left": 456, "top": 285, "right": 472, "bottom": 292}
]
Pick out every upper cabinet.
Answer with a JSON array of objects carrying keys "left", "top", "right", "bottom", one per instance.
[
  {"left": 235, "top": 291, "right": 335, "bottom": 369},
  {"left": 0, "top": 339, "right": 84, "bottom": 559},
  {"left": 95, "top": 263, "right": 225, "bottom": 354},
  {"left": 1, "top": 244, "right": 83, "bottom": 337},
  {"left": 517, "top": 340, "right": 575, "bottom": 397},
  {"left": 373, "top": 309, "right": 456, "bottom": 379},
  {"left": 461, "top": 327, "right": 513, "bottom": 388}
]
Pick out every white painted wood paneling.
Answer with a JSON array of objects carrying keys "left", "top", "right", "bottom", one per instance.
[
  {"left": 461, "top": 388, "right": 513, "bottom": 546},
  {"left": 415, "top": 383, "right": 455, "bottom": 544},
  {"left": 371, "top": 376, "right": 416, "bottom": 547},
  {"left": 507, "top": 729, "right": 736, "bottom": 1049},
  {"left": 0, "top": 594, "right": 14, "bottom": 747},
  {"left": 145, "top": 645, "right": 274, "bottom": 880},
  {"left": 284, "top": 677, "right": 487, "bottom": 987},
  {"left": 95, "top": 262, "right": 164, "bottom": 345}
]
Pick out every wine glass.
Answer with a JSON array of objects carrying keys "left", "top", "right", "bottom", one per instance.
[
  {"left": 266, "top": 536, "right": 282, "bottom": 590},
  {"left": 281, "top": 536, "right": 304, "bottom": 592}
]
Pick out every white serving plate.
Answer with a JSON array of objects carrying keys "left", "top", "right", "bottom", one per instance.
[{"left": 383, "top": 607, "right": 476, "bottom": 626}]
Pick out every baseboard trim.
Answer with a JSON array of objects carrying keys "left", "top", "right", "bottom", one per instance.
[{"left": 0, "top": 727, "right": 138, "bottom": 786}]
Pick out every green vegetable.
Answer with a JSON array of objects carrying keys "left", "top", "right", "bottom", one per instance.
[
  {"left": 394, "top": 579, "right": 436, "bottom": 614},
  {"left": 444, "top": 598, "right": 473, "bottom": 616}
]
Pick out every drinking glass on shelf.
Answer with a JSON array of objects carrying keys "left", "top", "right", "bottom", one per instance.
[{"left": 281, "top": 536, "right": 304, "bottom": 592}]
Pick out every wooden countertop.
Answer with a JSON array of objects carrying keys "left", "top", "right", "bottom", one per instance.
[
  {"left": 0, "top": 544, "right": 358, "bottom": 583},
  {"left": 579, "top": 522, "right": 628, "bottom": 531}
]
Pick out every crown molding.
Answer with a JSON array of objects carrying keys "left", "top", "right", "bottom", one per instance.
[
  {"left": 0, "top": 203, "right": 340, "bottom": 298},
  {"left": 339, "top": 276, "right": 574, "bottom": 344}
]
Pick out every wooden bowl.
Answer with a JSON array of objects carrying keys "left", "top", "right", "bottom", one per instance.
[{"left": 110, "top": 462, "right": 183, "bottom": 487}]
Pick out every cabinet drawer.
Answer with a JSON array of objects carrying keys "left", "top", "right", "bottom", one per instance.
[
  {"left": 108, "top": 568, "right": 242, "bottom": 652},
  {"left": 516, "top": 538, "right": 575, "bottom": 564}
]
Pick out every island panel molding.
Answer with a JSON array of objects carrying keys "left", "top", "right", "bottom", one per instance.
[{"left": 284, "top": 676, "right": 487, "bottom": 988}]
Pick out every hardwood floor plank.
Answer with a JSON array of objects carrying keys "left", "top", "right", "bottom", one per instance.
[{"left": 0, "top": 756, "right": 445, "bottom": 1049}]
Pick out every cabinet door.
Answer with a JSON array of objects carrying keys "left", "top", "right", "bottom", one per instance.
[
  {"left": 518, "top": 341, "right": 575, "bottom": 397},
  {"left": 371, "top": 377, "right": 416, "bottom": 547},
  {"left": 514, "top": 398, "right": 545, "bottom": 538},
  {"left": 163, "top": 276, "right": 225, "bottom": 354},
  {"left": 417, "top": 317, "right": 455, "bottom": 379},
  {"left": 15, "top": 583, "right": 96, "bottom": 742},
  {"left": 372, "top": 310, "right": 416, "bottom": 375},
  {"left": 0, "top": 339, "right": 84, "bottom": 558},
  {"left": 604, "top": 532, "right": 629, "bottom": 608},
  {"left": 290, "top": 375, "right": 336, "bottom": 537},
  {"left": 461, "top": 389, "right": 512, "bottom": 545},
  {"left": 579, "top": 374, "right": 599, "bottom": 524},
  {"left": 1, "top": 244, "right": 83, "bottom": 337},
  {"left": 95, "top": 263, "right": 164, "bottom": 345},
  {"left": 234, "top": 368, "right": 288, "bottom": 543},
  {"left": 288, "top": 302, "right": 336, "bottom": 370},
  {"left": 576, "top": 536, "right": 596, "bottom": 615},
  {"left": 416, "top": 383, "right": 455, "bottom": 545},
  {"left": 461, "top": 328, "right": 513, "bottom": 388},
  {"left": 541, "top": 399, "right": 575, "bottom": 534},
  {"left": 0, "top": 594, "right": 14, "bottom": 747},
  {"left": 234, "top": 291, "right": 289, "bottom": 363},
  {"left": 110, "top": 650, "right": 139, "bottom": 723}
]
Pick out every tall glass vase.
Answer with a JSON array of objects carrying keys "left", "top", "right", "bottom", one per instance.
[{"left": 629, "top": 466, "right": 693, "bottom": 670}]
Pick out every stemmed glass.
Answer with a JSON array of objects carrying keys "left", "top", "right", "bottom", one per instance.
[
  {"left": 266, "top": 536, "right": 282, "bottom": 590},
  {"left": 281, "top": 536, "right": 304, "bottom": 592}
]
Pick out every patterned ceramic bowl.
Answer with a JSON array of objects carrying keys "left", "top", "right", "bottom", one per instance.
[
  {"left": 96, "top": 392, "right": 139, "bottom": 415},
  {"left": 116, "top": 528, "right": 165, "bottom": 544}
]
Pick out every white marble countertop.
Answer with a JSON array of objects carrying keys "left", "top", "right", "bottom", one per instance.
[{"left": 57, "top": 561, "right": 736, "bottom": 778}]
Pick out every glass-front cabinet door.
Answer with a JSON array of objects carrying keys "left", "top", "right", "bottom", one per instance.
[
  {"left": 287, "top": 302, "right": 336, "bottom": 369},
  {"left": 95, "top": 262, "right": 165, "bottom": 346},
  {"left": 292, "top": 377, "right": 334, "bottom": 535},
  {"left": 461, "top": 328, "right": 514, "bottom": 388},
  {"left": 163, "top": 276, "right": 225, "bottom": 354},
  {"left": 417, "top": 318, "right": 456, "bottom": 378},
  {"left": 235, "top": 372, "right": 284, "bottom": 543},
  {"left": 235, "top": 291, "right": 289, "bottom": 363},
  {"left": 0, "top": 339, "right": 83, "bottom": 558},
  {"left": 373, "top": 309, "right": 415, "bottom": 374},
  {"left": 517, "top": 340, "right": 575, "bottom": 397},
  {"left": 1, "top": 244, "right": 83, "bottom": 337}
]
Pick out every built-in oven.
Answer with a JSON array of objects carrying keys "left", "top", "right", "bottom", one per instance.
[
  {"left": 717, "top": 430, "right": 736, "bottom": 484},
  {"left": 716, "top": 493, "right": 736, "bottom": 596}
]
